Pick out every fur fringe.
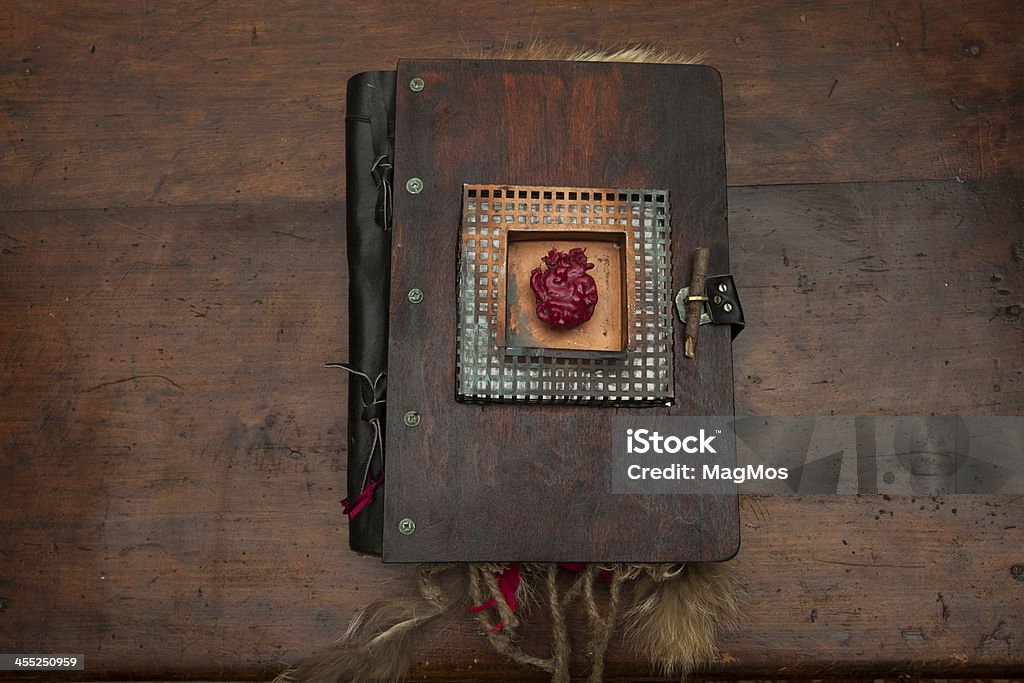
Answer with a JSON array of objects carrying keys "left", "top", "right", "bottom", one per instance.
[
  {"left": 622, "top": 563, "right": 740, "bottom": 678},
  {"left": 475, "top": 40, "right": 705, "bottom": 65},
  {"left": 277, "top": 562, "right": 738, "bottom": 682},
  {"left": 274, "top": 565, "right": 469, "bottom": 683}
]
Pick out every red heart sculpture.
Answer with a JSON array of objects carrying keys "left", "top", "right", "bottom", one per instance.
[{"left": 529, "top": 247, "right": 599, "bottom": 330}]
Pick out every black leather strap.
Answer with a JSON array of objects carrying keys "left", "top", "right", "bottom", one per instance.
[
  {"left": 704, "top": 274, "right": 745, "bottom": 338},
  {"left": 361, "top": 401, "right": 386, "bottom": 423},
  {"left": 344, "top": 70, "right": 396, "bottom": 556},
  {"left": 367, "top": 75, "right": 394, "bottom": 231}
]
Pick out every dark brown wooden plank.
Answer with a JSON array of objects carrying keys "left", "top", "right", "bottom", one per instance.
[
  {"left": 383, "top": 58, "right": 736, "bottom": 563},
  {"left": 731, "top": 177, "right": 1024, "bottom": 416},
  {"left": 1, "top": 0, "right": 1022, "bottom": 211},
  {"left": 406, "top": 496, "right": 1024, "bottom": 681},
  {"left": 0, "top": 201, "right": 358, "bottom": 678},
  {"left": 404, "top": 176, "right": 1024, "bottom": 677},
  {"left": 1, "top": 177, "right": 1022, "bottom": 678}
]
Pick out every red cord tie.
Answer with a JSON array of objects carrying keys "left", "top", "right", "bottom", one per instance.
[
  {"left": 341, "top": 472, "right": 384, "bottom": 518},
  {"left": 326, "top": 363, "right": 386, "bottom": 521},
  {"left": 465, "top": 562, "right": 521, "bottom": 632},
  {"left": 559, "top": 562, "right": 613, "bottom": 583}
]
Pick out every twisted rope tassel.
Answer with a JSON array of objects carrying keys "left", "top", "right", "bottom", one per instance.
[
  {"left": 466, "top": 564, "right": 557, "bottom": 674},
  {"left": 581, "top": 564, "right": 627, "bottom": 683},
  {"left": 466, "top": 562, "right": 738, "bottom": 682},
  {"left": 466, "top": 563, "right": 622, "bottom": 683},
  {"left": 278, "top": 562, "right": 737, "bottom": 682}
]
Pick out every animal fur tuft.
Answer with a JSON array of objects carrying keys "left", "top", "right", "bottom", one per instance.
[
  {"left": 274, "top": 565, "right": 468, "bottom": 683},
  {"left": 475, "top": 40, "right": 705, "bottom": 65},
  {"left": 622, "top": 563, "right": 740, "bottom": 679}
]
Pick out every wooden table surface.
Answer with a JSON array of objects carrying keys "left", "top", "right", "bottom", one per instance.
[{"left": 1, "top": 0, "right": 1022, "bottom": 680}]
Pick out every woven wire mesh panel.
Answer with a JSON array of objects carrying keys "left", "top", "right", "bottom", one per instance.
[{"left": 456, "top": 184, "right": 673, "bottom": 405}]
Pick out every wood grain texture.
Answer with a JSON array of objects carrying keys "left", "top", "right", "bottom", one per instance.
[
  {"left": 731, "top": 177, "right": 1024, "bottom": 416},
  {"left": 0, "top": 202, "right": 356, "bottom": 678},
  {"left": 409, "top": 494, "right": 1024, "bottom": 681},
  {"left": 383, "top": 59, "right": 736, "bottom": 562},
  {"left": 1, "top": 178, "right": 1021, "bottom": 678},
  {"left": 1, "top": 0, "right": 1022, "bottom": 211},
  {"left": 2, "top": 0, "right": 1023, "bottom": 677}
]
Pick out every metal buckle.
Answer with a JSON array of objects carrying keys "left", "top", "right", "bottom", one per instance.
[{"left": 675, "top": 287, "right": 712, "bottom": 325}]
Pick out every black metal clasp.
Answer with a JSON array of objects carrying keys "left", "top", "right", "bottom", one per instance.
[{"left": 674, "top": 274, "right": 745, "bottom": 338}]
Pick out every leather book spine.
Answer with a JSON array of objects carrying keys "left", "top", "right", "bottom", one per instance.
[{"left": 343, "top": 70, "right": 396, "bottom": 555}]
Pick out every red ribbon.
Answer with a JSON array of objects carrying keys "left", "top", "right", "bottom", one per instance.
[
  {"left": 465, "top": 562, "right": 521, "bottom": 632},
  {"left": 341, "top": 473, "right": 384, "bottom": 518},
  {"left": 462, "top": 563, "right": 617, "bottom": 633},
  {"left": 559, "top": 562, "right": 613, "bottom": 584}
]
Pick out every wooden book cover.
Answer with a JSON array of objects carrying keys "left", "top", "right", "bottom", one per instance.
[{"left": 383, "top": 58, "right": 737, "bottom": 562}]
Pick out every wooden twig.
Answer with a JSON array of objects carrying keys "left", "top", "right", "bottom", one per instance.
[{"left": 684, "top": 247, "right": 710, "bottom": 359}]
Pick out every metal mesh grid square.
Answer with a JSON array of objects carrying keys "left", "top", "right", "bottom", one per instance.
[{"left": 456, "top": 184, "right": 673, "bottom": 405}]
